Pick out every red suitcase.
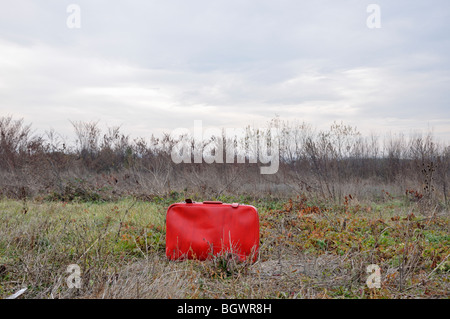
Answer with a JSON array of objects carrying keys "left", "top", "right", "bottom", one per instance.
[{"left": 165, "top": 200, "right": 259, "bottom": 262}]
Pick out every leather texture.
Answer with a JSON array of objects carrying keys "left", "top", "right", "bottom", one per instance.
[{"left": 165, "top": 201, "right": 259, "bottom": 261}]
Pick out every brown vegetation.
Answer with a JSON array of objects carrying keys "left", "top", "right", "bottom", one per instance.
[
  {"left": 0, "top": 115, "right": 449, "bottom": 207},
  {"left": 0, "top": 115, "right": 448, "bottom": 299}
]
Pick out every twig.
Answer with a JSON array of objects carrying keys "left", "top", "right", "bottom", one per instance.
[
  {"left": 6, "top": 288, "right": 27, "bottom": 299},
  {"left": 403, "top": 253, "right": 449, "bottom": 292},
  {"left": 77, "top": 222, "right": 112, "bottom": 263},
  {"left": 116, "top": 198, "right": 138, "bottom": 241},
  {"left": 133, "top": 235, "right": 148, "bottom": 260},
  {"left": 76, "top": 237, "right": 100, "bottom": 263},
  {"left": 427, "top": 253, "right": 449, "bottom": 279}
]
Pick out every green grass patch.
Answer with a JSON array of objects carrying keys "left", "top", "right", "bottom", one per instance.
[{"left": 0, "top": 195, "right": 448, "bottom": 299}]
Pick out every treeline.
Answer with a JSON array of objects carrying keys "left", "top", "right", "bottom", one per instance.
[{"left": 0, "top": 115, "right": 449, "bottom": 206}]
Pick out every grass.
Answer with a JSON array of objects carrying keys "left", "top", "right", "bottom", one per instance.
[{"left": 0, "top": 194, "right": 448, "bottom": 299}]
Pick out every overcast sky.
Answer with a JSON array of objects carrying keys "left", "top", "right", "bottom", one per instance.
[{"left": 1, "top": 0, "right": 449, "bottom": 144}]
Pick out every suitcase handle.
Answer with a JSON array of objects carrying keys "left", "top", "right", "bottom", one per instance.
[{"left": 185, "top": 200, "right": 239, "bottom": 207}]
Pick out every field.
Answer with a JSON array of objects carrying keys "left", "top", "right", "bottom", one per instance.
[
  {"left": 0, "top": 116, "right": 449, "bottom": 299},
  {"left": 1, "top": 193, "right": 448, "bottom": 299}
]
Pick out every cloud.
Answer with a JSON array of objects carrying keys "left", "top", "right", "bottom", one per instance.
[{"left": 0, "top": 0, "right": 449, "bottom": 142}]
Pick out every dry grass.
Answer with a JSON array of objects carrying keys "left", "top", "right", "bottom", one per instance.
[{"left": 0, "top": 194, "right": 448, "bottom": 299}]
